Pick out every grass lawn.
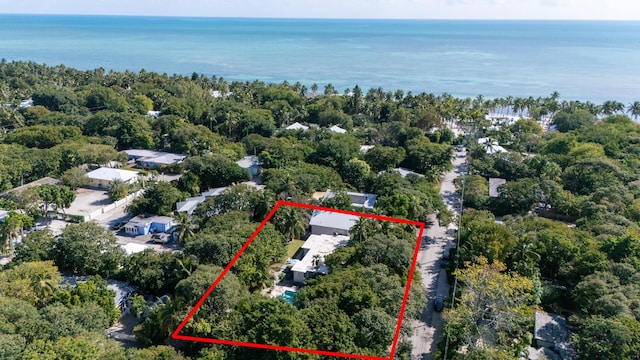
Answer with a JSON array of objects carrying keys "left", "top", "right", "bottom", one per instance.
[
  {"left": 286, "top": 239, "right": 305, "bottom": 259},
  {"left": 270, "top": 239, "right": 306, "bottom": 273}
]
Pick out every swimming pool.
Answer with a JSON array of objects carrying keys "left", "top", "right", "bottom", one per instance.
[{"left": 281, "top": 290, "right": 297, "bottom": 305}]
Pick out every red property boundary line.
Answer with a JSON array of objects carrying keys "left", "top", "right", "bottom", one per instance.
[{"left": 171, "top": 200, "right": 426, "bottom": 360}]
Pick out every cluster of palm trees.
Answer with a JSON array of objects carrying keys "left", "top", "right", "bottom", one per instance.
[{"left": 271, "top": 206, "right": 309, "bottom": 243}]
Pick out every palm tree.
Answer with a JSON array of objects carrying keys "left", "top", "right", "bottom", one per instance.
[
  {"left": 349, "top": 217, "right": 382, "bottom": 246},
  {"left": 272, "top": 206, "right": 308, "bottom": 243},
  {"left": 31, "top": 268, "right": 61, "bottom": 307},
  {"left": 174, "top": 211, "right": 194, "bottom": 244},
  {"left": 627, "top": 101, "right": 640, "bottom": 120}
]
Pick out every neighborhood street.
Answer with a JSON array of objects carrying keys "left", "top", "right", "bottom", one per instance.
[{"left": 408, "top": 147, "right": 467, "bottom": 360}]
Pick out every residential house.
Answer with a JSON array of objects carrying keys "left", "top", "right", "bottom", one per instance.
[
  {"left": 123, "top": 215, "right": 174, "bottom": 236},
  {"left": 236, "top": 155, "right": 260, "bottom": 177},
  {"left": 534, "top": 310, "right": 574, "bottom": 359},
  {"left": 291, "top": 234, "right": 349, "bottom": 284},
  {"left": 389, "top": 167, "right": 424, "bottom": 179},
  {"left": 285, "top": 122, "right": 309, "bottom": 132},
  {"left": 323, "top": 189, "right": 377, "bottom": 209},
  {"left": 2, "top": 177, "right": 60, "bottom": 196},
  {"left": 359, "top": 145, "right": 375, "bottom": 153},
  {"left": 175, "top": 184, "right": 264, "bottom": 215},
  {"left": 489, "top": 178, "right": 507, "bottom": 198},
  {"left": 329, "top": 125, "right": 347, "bottom": 134},
  {"left": 478, "top": 137, "right": 508, "bottom": 155},
  {"left": 85, "top": 167, "right": 139, "bottom": 189},
  {"left": 175, "top": 196, "right": 207, "bottom": 215},
  {"left": 124, "top": 149, "right": 186, "bottom": 170},
  {"left": 18, "top": 99, "right": 33, "bottom": 108},
  {"left": 309, "top": 210, "right": 359, "bottom": 236}
]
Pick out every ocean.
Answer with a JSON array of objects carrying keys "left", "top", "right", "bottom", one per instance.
[{"left": 0, "top": 14, "right": 639, "bottom": 103}]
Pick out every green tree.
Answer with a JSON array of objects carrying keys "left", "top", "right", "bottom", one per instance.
[
  {"left": 0, "top": 211, "right": 34, "bottom": 252},
  {"left": 363, "top": 145, "right": 406, "bottom": 172},
  {"left": 12, "top": 229, "right": 56, "bottom": 264},
  {"left": 574, "top": 316, "right": 640, "bottom": 360},
  {"left": 175, "top": 265, "right": 247, "bottom": 316},
  {"left": 552, "top": 109, "right": 595, "bottom": 132},
  {"left": 107, "top": 179, "right": 130, "bottom": 201},
  {"left": 352, "top": 308, "right": 396, "bottom": 353},
  {"left": 54, "top": 222, "right": 125, "bottom": 276},
  {"left": 271, "top": 205, "right": 309, "bottom": 242},
  {"left": 340, "top": 158, "right": 371, "bottom": 190},
  {"left": 127, "top": 182, "right": 184, "bottom": 216},
  {"left": 445, "top": 258, "right": 534, "bottom": 356},
  {"left": 60, "top": 167, "right": 89, "bottom": 189}
]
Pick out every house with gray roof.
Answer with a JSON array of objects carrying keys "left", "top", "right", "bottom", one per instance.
[
  {"left": 124, "top": 149, "right": 186, "bottom": 169},
  {"left": 309, "top": 210, "right": 359, "bottom": 236},
  {"left": 323, "top": 189, "right": 377, "bottom": 210},
  {"left": 175, "top": 196, "right": 207, "bottom": 215}
]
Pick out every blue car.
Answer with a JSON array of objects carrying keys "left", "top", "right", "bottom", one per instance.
[{"left": 433, "top": 296, "right": 444, "bottom": 312}]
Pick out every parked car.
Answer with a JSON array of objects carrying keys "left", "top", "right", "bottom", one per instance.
[
  {"left": 433, "top": 296, "right": 445, "bottom": 312},
  {"left": 151, "top": 233, "right": 169, "bottom": 244},
  {"left": 110, "top": 221, "right": 127, "bottom": 231}
]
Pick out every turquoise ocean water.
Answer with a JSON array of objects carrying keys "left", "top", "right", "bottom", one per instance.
[{"left": 0, "top": 15, "right": 639, "bottom": 103}]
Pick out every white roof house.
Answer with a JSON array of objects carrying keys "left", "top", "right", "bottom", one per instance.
[
  {"left": 329, "top": 125, "right": 347, "bottom": 134},
  {"left": 390, "top": 167, "right": 424, "bottom": 178},
  {"left": 85, "top": 167, "right": 139, "bottom": 185},
  {"left": 291, "top": 234, "right": 349, "bottom": 284},
  {"left": 285, "top": 122, "right": 309, "bottom": 132},
  {"left": 478, "top": 137, "right": 508, "bottom": 154},
  {"left": 360, "top": 145, "right": 375, "bottom": 153},
  {"left": 175, "top": 196, "right": 207, "bottom": 215},
  {"left": 323, "top": 190, "right": 377, "bottom": 209},
  {"left": 200, "top": 187, "right": 228, "bottom": 197},
  {"left": 309, "top": 210, "right": 359, "bottom": 236}
]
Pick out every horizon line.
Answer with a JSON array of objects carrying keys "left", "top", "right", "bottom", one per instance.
[{"left": 1, "top": 12, "right": 639, "bottom": 22}]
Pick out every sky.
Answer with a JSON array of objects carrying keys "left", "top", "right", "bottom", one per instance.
[{"left": 0, "top": 0, "right": 638, "bottom": 20}]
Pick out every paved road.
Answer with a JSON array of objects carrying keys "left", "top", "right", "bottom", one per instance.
[{"left": 408, "top": 148, "right": 467, "bottom": 360}]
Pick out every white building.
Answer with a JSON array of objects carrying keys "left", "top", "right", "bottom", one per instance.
[
  {"left": 360, "top": 145, "right": 375, "bottom": 153},
  {"left": 285, "top": 122, "right": 309, "bottom": 132},
  {"left": 309, "top": 210, "right": 359, "bottom": 236},
  {"left": 85, "top": 167, "right": 140, "bottom": 189},
  {"left": 291, "top": 234, "right": 349, "bottom": 284},
  {"left": 329, "top": 125, "right": 347, "bottom": 134}
]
